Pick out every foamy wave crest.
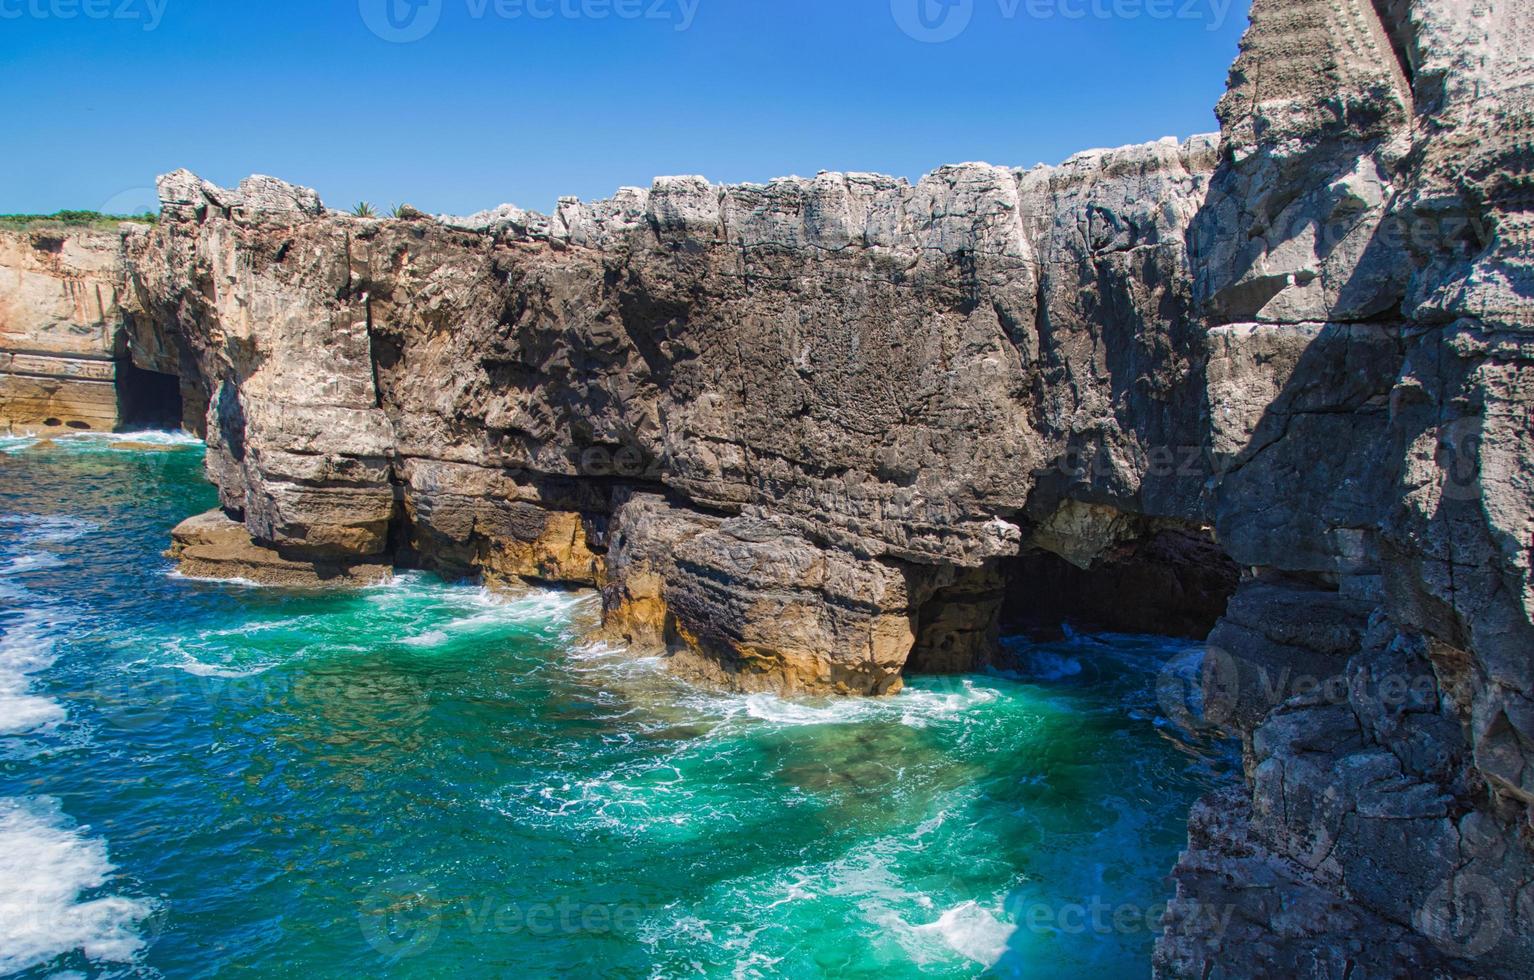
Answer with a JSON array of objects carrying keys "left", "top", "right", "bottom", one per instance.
[
  {"left": 0, "top": 613, "right": 66, "bottom": 735},
  {"left": 0, "top": 798, "right": 152, "bottom": 973},
  {"left": 564, "top": 640, "right": 666, "bottom": 678},
  {"left": 87, "top": 429, "right": 202, "bottom": 446},
  {"left": 909, "top": 900, "right": 1015, "bottom": 966},
  {"left": 382, "top": 581, "right": 599, "bottom": 644},
  {"left": 640, "top": 824, "right": 1016, "bottom": 973},
  {"left": 0, "top": 436, "right": 37, "bottom": 455},
  {"left": 490, "top": 762, "right": 702, "bottom": 839},
  {"left": 686, "top": 679, "right": 1004, "bottom": 731},
  {"left": 57, "top": 430, "right": 202, "bottom": 451},
  {"left": 0, "top": 430, "right": 201, "bottom": 456},
  {"left": 165, "top": 570, "right": 281, "bottom": 590},
  {"left": 400, "top": 629, "right": 450, "bottom": 649},
  {"left": 0, "top": 553, "right": 64, "bottom": 576}
]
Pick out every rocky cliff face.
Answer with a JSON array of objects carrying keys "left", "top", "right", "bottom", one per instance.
[
  {"left": 0, "top": 225, "right": 136, "bottom": 433},
  {"left": 0, "top": 221, "right": 195, "bottom": 436},
  {"left": 1156, "top": 1, "right": 1534, "bottom": 975},
  {"left": 40, "top": 0, "right": 1530, "bottom": 973},
  {"left": 126, "top": 137, "right": 1223, "bottom": 694}
]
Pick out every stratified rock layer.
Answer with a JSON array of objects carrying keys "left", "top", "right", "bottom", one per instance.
[
  {"left": 0, "top": 225, "right": 135, "bottom": 433},
  {"left": 43, "top": 0, "right": 1531, "bottom": 974}
]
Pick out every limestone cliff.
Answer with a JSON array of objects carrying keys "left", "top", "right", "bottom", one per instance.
[
  {"left": 125, "top": 137, "right": 1222, "bottom": 696},
  {"left": 0, "top": 220, "right": 193, "bottom": 435},
  {"left": 0, "top": 224, "right": 135, "bottom": 433},
  {"left": 10, "top": 0, "right": 1529, "bottom": 973},
  {"left": 1156, "top": 1, "right": 1534, "bottom": 976}
]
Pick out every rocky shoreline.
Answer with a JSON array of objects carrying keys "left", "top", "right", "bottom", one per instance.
[{"left": 2, "top": 0, "right": 1530, "bottom": 974}]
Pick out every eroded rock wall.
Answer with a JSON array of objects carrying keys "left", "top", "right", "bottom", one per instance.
[
  {"left": 1157, "top": 0, "right": 1534, "bottom": 976},
  {"left": 126, "top": 136, "right": 1220, "bottom": 689}
]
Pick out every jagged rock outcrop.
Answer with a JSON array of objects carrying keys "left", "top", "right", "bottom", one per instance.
[
  {"left": 13, "top": 0, "right": 1519, "bottom": 973},
  {"left": 125, "top": 138, "right": 1221, "bottom": 698}
]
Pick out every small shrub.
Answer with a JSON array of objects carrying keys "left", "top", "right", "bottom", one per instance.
[{"left": 0, "top": 209, "right": 158, "bottom": 231}]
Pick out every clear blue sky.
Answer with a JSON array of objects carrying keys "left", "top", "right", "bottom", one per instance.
[{"left": 1, "top": 0, "right": 1251, "bottom": 216}]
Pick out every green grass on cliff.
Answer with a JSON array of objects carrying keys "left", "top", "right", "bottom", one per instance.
[{"left": 0, "top": 209, "right": 159, "bottom": 231}]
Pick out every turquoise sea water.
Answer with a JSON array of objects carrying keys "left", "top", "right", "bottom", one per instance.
[{"left": 0, "top": 435, "right": 1235, "bottom": 978}]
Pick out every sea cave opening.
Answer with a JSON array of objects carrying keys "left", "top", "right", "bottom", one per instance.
[
  {"left": 116, "top": 359, "right": 184, "bottom": 431},
  {"left": 904, "top": 523, "right": 1241, "bottom": 678},
  {"left": 997, "top": 526, "right": 1241, "bottom": 642}
]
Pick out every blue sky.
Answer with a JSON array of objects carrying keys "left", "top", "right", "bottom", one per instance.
[{"left": 1, "top": 0, "right": 1251, "bottom": 216}]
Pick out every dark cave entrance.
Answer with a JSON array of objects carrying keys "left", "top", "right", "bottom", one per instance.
[
  {"left": 117, "top": 360, "right": 184, "bottom": 431},
  {"left": 997, "top": 527, "right": 1240, "bottom": 640},
  {"left": 904, "top": 525, "right": 1240, "bottom": 677}
]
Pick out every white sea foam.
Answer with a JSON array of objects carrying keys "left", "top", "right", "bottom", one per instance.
[
  {"left": 492, "top": 759, "right": 701, "bottom": 839},
  {"left": 742, "top": 694, "right": 880, "bottom": 726},
  {"left": 386, "top": 585, "right": 598, "bottom": 643},
  {"left": 156, "top": 633, "right": 280, "bottom": 679},
  {"left": 400, "top": 630, "right": 450, "bottom": 649},
  {"left": 0, "top": 798, "right": 151, "bottom": 973},
  {"left": 0, "top": 613, "right": 66, "bottom": 735},
  {"left": 0, "top": 553, "right": 64, "bottom": 576},
  {"left": 0, "top": 430, "right": 201, "bottom": 457},
  {"left": 910, "top": 900, "right": 1016, "bottom": 966},
  {"left": 641, "top": 821, "right": 1016, "bottom": 972},
  {"left": 685, "top": 679, "right": 1004, "bottom": 731},
  {"left": 169, "top": 658, "right": 271, "bottom": 679},
  {"left": 564, "top": 641, "right": 666, "bottom": 678},
  {"left": 54, "top": 430, "right": 202, "bottom": 449},
  {"left": 80, "top": 429, "right": 202, "bottom": 447},
  {"left": 165, "top": 570, "right": 279, "bottom": 589}
]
